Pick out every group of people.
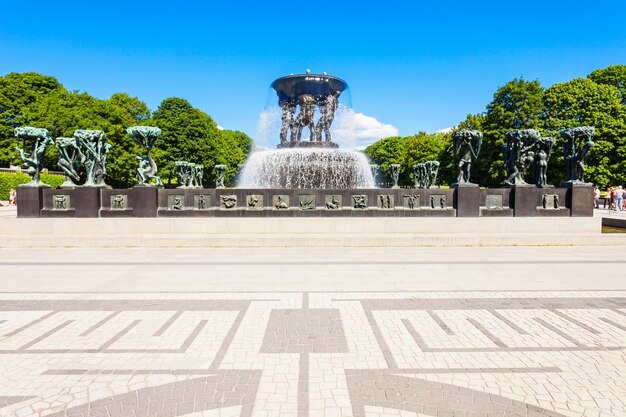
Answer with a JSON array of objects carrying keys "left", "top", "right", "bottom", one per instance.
[{"left": 596, "top": 186, "right": 626, "bottom": 211}]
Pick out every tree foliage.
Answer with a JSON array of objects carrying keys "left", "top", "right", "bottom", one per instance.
[
  {"left": 367, "top": 66, "right": 626, "bottom": 188},
  {"left": 478, "top": 78, "right": 545, "bottom": 187},
  {"left": 364, "top": 133, "right": 451, "bottom": 186},
  {"left": 0, "top": 73, "right": 253, "bottom": 188},
  {"left": 588, "top": 65, "right": 626, "bottom": 105},
  {"left": 19, "top": 90, "right": 148, "bottom": 187},
  {"left": 0, "top": 72, "right": 64, "bottom": 167},
  {"left": 543, "top": 77, "right": 626, "bottom": 187},
  {"left": 151, "top": 98, "right": 252, "bottom": 186}
]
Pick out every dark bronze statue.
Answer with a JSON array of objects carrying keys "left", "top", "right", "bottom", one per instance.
[
  {"left": 214, "top": 164, "right": 226, "bottom": 189},
  {"left": 272, "top": 73, "right": 347, "bottom": 148},
  {"left": 279, "top": 99, "right": 296, "bottom": 144},
  {"left": 74, "top": 129, "right": 111, "bottom": 187},
  {"left": 127, "top": 126, "right": 163, "bottom": 186},
  {"left": 316, "top": 92, "right": 340, "bottom": 143},
  {"left": 561, "top": 126, "right": 596, "bottom": 183},
  {"left": 14, "top": 127, "right": 54, "bottom": 187},
  {"left": 390, "top": 164, "right": 401, "bottom": 189},
  {"left": 533, "top": 137, "right": 555, "bottom": 187},
  {"left": 175, "top": 161, "right": 204, "bottom": 188},
  {"left": 452, "top": 130, "right": 482, "bottom": 185},
  {"left": 291, "top": 94, "right": 317, "bottom": 142},
  {"left": 412, "top": 163, "right": 426, "bottom": 188},
  {"left": 503, "top": 129, "right": 540, "bottom": 186},
  {"left": 413, "top": 161, "right": 440, "bottom": 188},
  {"left": 370, "top": 164, "right": 379, "bottom": 186},
  {"left": 55, "top": 136, "right": 84, "bottom": 188}
]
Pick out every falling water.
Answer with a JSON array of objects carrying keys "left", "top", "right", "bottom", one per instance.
[{"left": 239, "top": 148, "right": 375, "bottom": 189}]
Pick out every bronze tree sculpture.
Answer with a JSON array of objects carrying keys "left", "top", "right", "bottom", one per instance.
[{"left": 14, "top": 127, "right": 53, "bottom": 187}]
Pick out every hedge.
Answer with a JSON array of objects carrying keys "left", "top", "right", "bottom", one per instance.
[{"left": 0, "top": 172, "right": 65, "bottom": 200}]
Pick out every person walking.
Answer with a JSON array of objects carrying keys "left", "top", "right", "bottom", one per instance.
[
  {"left": 8, "top": 189, "right": 16, "bottom": 206},
  {"left": 604, "top": 187, "right": 612, "bottom": 209},
  {"left": 615, "top": 186, "right": 624, "bottom": 211},
  {"left": 611, "top": 187, "right": 616, "bottom": 210},
  {"left": 594, "top": 186, "right": 600, "bottom": 209}
]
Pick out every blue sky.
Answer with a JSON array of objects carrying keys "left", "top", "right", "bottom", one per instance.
[{"left": 1, "top": 0, "right": 624, "bottom": 148}]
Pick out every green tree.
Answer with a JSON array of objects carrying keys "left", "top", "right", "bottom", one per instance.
[
  {"left": 543, "top": 77, "right": 626, "bottom": 187},
  {"left": 479, "top": 78, "right": 545, "bottom": 186},
  {"left": 151, "top": 97, "right": 216, "bottom": 186},
  {"left": 364, "top": 136, "right": 406, "bottom": 186},
  {"left": 457, "top": 113, "right": 485, "bottom": 130},
  {"left": 0, "top": 72, "right": 65, "bottom": 167},
  {"left": 213, "top": 129, "right": 253, "bottom": 186},
  {"left": 20, "top": 90, "right": 149, "bottom": 187},
  {"left": 588, "top": 65, "right": 626, "bottom": 105},
  {"left": 151, "top": 98, "right": 253, "bottom": 186},
  {"left": 403, "top": 132, "right": 452, "bottom": 185},
  {"left": 364, "top": 133, "right": 452, "bottom": 186}
]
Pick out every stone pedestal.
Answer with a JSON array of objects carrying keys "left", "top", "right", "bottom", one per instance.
[
  {"left": 453, "top": 185, "right": 480, "bottom": 217},
  {"left": 74, "top": 187, "right": 101, "bottom": 217},
  {"left": 511, "top": 185, "right": 537, "bottom": 217},
  {"left": 563, "top": 183, "right": 594, "bottom": 217},
  {"left": 16, "top": 186, "right": 45, "bottom": 218},
  {"left": 132, "top": 186, "right": 159, "bottom": 217}
]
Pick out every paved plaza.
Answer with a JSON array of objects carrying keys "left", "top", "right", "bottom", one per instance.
[{"left": 0, "top": 246, "right": 624, "bottom": 417}]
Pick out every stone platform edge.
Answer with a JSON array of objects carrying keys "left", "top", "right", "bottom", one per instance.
[{"left": 19, "top": 185, "right": 595, "bottom": 218}]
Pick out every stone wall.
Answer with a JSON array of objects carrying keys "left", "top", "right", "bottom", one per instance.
[{"left": 17, "top": 185, "right": 593, "bottom": 218}]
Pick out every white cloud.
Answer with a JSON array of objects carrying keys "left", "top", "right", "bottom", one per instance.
[
  {"left": 332, "top": 107, "right": 399, "bottom": 149},
  {"left": 435, "top": 127, "right": 454, "bottom": 134},
  {"left": 216, "top": 125, "right": 224, "bottom": 130}
]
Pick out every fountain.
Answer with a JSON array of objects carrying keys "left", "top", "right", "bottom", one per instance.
[
  {"left": 14, "top": 72, "right": 595, "bottom": 219},
  {"left": 239, "top": 71, "right": 375, "bottom": 189}
]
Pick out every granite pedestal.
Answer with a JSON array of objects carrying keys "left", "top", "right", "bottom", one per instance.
[
  {"left": 453, "top": 185, "right": 480, "bottom": 217},
  {"left": 564, "top": 183, "right": 594, "bottom": 217},
  {"left": 511, "top": 185, "right": 537, "bottom": 217},
  {"left": 132, "top": 186, "right": 159, "bottom": 217},
  {"left": 16, "top": 186, "right": 45, "bottom": 218}
]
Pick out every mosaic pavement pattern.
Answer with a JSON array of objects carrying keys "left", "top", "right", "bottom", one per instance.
[{"left": 0, "top": 291, "right": 624, "bottom": 417}]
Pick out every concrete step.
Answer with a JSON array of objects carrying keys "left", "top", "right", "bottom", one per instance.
[
  {"left": 0, "top": 216, "right": 614, "bottom": 247},
  {"left": 1, "top": 232, "right": 625, "bottom": 248}
]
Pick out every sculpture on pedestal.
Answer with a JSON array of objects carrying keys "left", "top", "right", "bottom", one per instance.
[
  {"left": 272, "top": 72, "right": 345, "bottom": 149},
  {"left": 14, "top": 127, "right": 53, "bottom": 187},
  {"left": 503, "top": 129, "right": 540, "bottom": 186},
  {"left": 370, "top": 164, "right": 379, "bottom": 186},
  {"left": 452, "top": 129, "right": 482, "bottom": 185},
  {"left": 561, "top": 126, "right": 596, "bottom": 184},
  {"left": 74, "top": 129, "right": 111, "bottom": 187},
  {"left": 291, "top": 94, "right": 317, "bottom": 142},
  {"left": 316, "top": 92, "right": 339, "bottom": 143},
  {"left": 279, "top": 98, "right": 296, "bottom": 145},
  {"left": 389, "top": 164, "right": 401, "bottom": 189},
  {"left": 175, "top": 161, "right": 204, "bottom": 188},
  {"left": 425, "top": 161, "right": 440, "bottom": 188},
  {"left": 127, "top": 126, "right": 163, "bottom": 186},
  {"left": 192, "top": 164, "right": 204, "bottom": 187},
  {"left": 533, "top": 137, "right": 555, "bottom": 187},
  {"left": 215, "top": 164, "right": 226, "bottom": 189},
  {"left": 413, "top": 161, "right": 440, "bottom": 188},
  {"left": 412, "top": 163, "right": 425, "bottom": 188},
  {"left": 55, "top": 137, "right": 85, "bottom": 188},
  {"left": 175, "top": 161, "right": 191, "bottom": 188}
]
